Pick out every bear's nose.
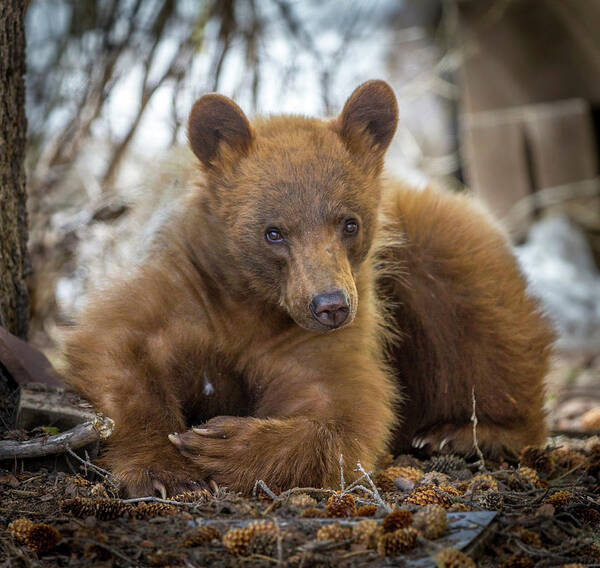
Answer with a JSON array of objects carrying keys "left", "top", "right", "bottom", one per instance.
[{"left": 310, "top": 290, "right": 350, "bottom": 328}]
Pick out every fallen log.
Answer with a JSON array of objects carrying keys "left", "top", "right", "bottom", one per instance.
[
  {"left": 16, "top": 383, "right": 95, "bottom": 430},
  {"left": 0, "top": 414, "right": 114, "bottom": 460}
]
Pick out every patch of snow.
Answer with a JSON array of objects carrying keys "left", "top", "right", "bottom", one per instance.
[{"left": 516, "top": 216, "right": 600, "bottom": 354}]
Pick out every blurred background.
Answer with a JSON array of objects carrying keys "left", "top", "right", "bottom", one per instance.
[{"left": 20, "top": 0, "right": 600, "bottom": 432}]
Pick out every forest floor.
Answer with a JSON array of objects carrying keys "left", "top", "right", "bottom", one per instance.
[{"left": 1, "top": 354, "right": 600, "bottom": 567}]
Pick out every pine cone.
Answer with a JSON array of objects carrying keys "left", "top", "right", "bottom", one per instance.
[
  {"left": 223, "top": 527, "right": 254, "bottom": 555},
  {"left": 467, "top": 474, "right": 498, "bottom": 492},
  {"left": 356, "top": 505, "right": 378, "bottom": 517},
  {"left": 377, "top": 527, "right": 418, "bottom": 556},
  {"left": 247, "top": 531, "right": 278, "bottom": 556},
  {"left": 518, "top": 467, "right": 542, "bottom": 488},
  {"left": 134, "top": 502, "right": 176, "bottom": 519},
  {"left": 70, "top": 474, "right": 92, "bottom": 487},
  {"left": 515, "top": 527, "right": 541, "bottom": 547},
  {"left": 300, "top": 507, "right": 324, "bottom": 518},
  {"left": 352, "top": 520, "right": 378, "bottom": 548},
  {"left": 519, "top": 446, "right": 554, "bottom": 474},
  {"left": 8, "top": 518, "right": 34, "bottom": 543},
  {"left": 249, "top": 520, "right": 278, "bottom": 535},
  {"left": 326, "top": 493, "right": 357, "bottom": 517},
  {"left": 586, "top": 444, "right": 600, "bottom": 478},
  {"left": 419, "top": 471, "right": 451, "bottom": 487},
  {"left": 381, "top": 509, "right": 412, "bottom": 532},
  {"left": 550, "top": 448, "right": 586, "bottom": 470},
  {"left": 60, "top": 497, "right": 96, "bottom": 518},
  {"left": 573, "top": 506, "right": 600, "bottom": 526},
  {"left": 544, "top": 490, "right": 572, "bottom": 508},
  {"left": 90, "top": 483, "right": 109, "bottom": 498},
  {"left": 377, "top": 466, "right": 423, "bottom": 491},
  {"left": 434, "top": 548, "right": 476, "bottom": 568},
  {"left": 288, "top": 493, "right": 317, "bottom": 509},
  {"left": 499, "top": 553, "right": 535, "bottom": 568},
  {"left": 223, "top": 521, "right": 278, "bottom": 555},
  {"left": 580, "top": 541, "right": 600, "bottom": 560},
  {"left": 316, "top": 522, "right": 351, "bottom": 542},
  {"left": 404, "top": 485, "right": 453, "bottom": 508},
  {"left": 183, "top": 525, "right": 221, "bottom": 547},
  {"left": 172, "top": 489, "right": 212, "bottom": 503},
  {"left": 412, "top": 504, "right": 447, "bottom": 539},
  {"left": 440, "top": 484, "right": 462, "bottom": 496},
  {"left": 25, "top": 524, "right": 61, "bottom": 555},
  {"left": 95, "top": 498, "right": 132, "bottom": 520},
  {"left": 426, "top": 455, "right": 468, "bottom": 475},
  {"left": 478, "top": 490, "right": 504, "bottom": 511}
]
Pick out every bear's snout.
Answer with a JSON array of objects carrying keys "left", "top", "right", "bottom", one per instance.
[{"left": 309, "top": 289, "right": 350, "bottom": 329}]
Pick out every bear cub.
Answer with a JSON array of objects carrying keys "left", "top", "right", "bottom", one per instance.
[{"left": 64, "top": 80, "right": 553, "bottom": 497}]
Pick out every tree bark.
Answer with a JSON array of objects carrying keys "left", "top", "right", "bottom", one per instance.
[{"left": 0, "top": 1, "right": 29, "bottom": 339}]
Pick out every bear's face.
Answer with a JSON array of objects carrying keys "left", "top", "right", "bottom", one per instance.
[
  {"left": 188, "top": 81, "right": 398, "bottom": 332},
  {"left": 225, "top": 122, "right": 379, "bottom": 331}
]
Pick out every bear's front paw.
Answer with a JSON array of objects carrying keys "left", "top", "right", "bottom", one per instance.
[
  {"left": 115, "top": 467, "right": 211, "bottom": 498},
  {"left": 169, "top": 416, "right": 259, "bottom": 487}
]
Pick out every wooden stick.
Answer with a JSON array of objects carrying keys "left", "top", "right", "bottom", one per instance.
[
  {"left": 0, "top": 414, "right": 114, "bottom": 459},
  {"left": 471, "top": 387, "right": 487, "bottom": 471}
]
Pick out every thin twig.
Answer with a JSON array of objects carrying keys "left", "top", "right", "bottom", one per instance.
[
  {"left": 340, "top": 471, "right": 369, "bottom": 495},
  {"left": 354, "top": 461, "right": 392, "bottom": 513},
  {"left": 65, "top": 446, "right": 120, "bottom": 486},
  {"left": 253, "top": 480, "right": 279, "bottom": 501},
  {"left": 471, "top": 387, "right": 486, "bottom": 471},
  {"left": 339, "top": 454, "right": 345, "bottom": 491}
]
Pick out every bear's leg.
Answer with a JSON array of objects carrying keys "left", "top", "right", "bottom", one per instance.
[
  {"left": 378, "top": 185, "right": 553, "bottom": 460},
  {"left": 95, "top": 385, "right": 210, "bottom": 498},
  {"left": 65, "top": 328, "right": 235, "bottom": 497},
  {"left": 170, "top": 339, "right": 397, "bottom": 493}
]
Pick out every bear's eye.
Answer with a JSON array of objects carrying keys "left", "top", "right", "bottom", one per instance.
[
  {"left": 265, "top": 228, "right": 284, "bottom": 243},
  {"left": 343, "top": 219, "right": 359, "bottom": 235}
]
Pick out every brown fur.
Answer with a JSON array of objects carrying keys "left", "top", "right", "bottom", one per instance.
[
  {"left": 377, "top": 186, "right": 552, "bottom": 456},
  {"left": 63, "top": 81, "right": 553, "bottom": 497}
]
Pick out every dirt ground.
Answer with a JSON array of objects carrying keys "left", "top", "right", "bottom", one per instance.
[
  {"left": 1, "top": 355, "right": 600, "bottom": 567},
  {"left": 2, "top": 436, "right": 600, "bottom": 567}
]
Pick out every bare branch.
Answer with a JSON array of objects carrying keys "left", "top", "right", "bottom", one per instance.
[
  {"left": 354, "top": 461, "right": 392, "bottom": 513},
  {"left": 253, "top": 479, "right": 279, "bottom": 501},
  {"left": 64, "top": 445, "right": 119, "bottom": 485},
  {"left": 471, "top": 387, "right": 486, "bottom": 471},
  {"left": 0, "top": 414, "right": 114, "bottom": 460}
]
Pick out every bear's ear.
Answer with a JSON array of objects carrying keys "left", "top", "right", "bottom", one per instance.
[
  {"left": 333, "top": 80, "right": 398, "bottom": 175},
  {"left": 188, "top": 94, "right": 253, "bottom": 169}
]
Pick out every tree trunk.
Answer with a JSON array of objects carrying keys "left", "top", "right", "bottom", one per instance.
[{"left": 0, "top": 1, "right": 29, "bottom": 339}]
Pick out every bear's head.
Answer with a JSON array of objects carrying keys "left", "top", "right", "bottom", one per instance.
[{"left": 187, "top": 80, "right": 398, "bottom": 332}]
